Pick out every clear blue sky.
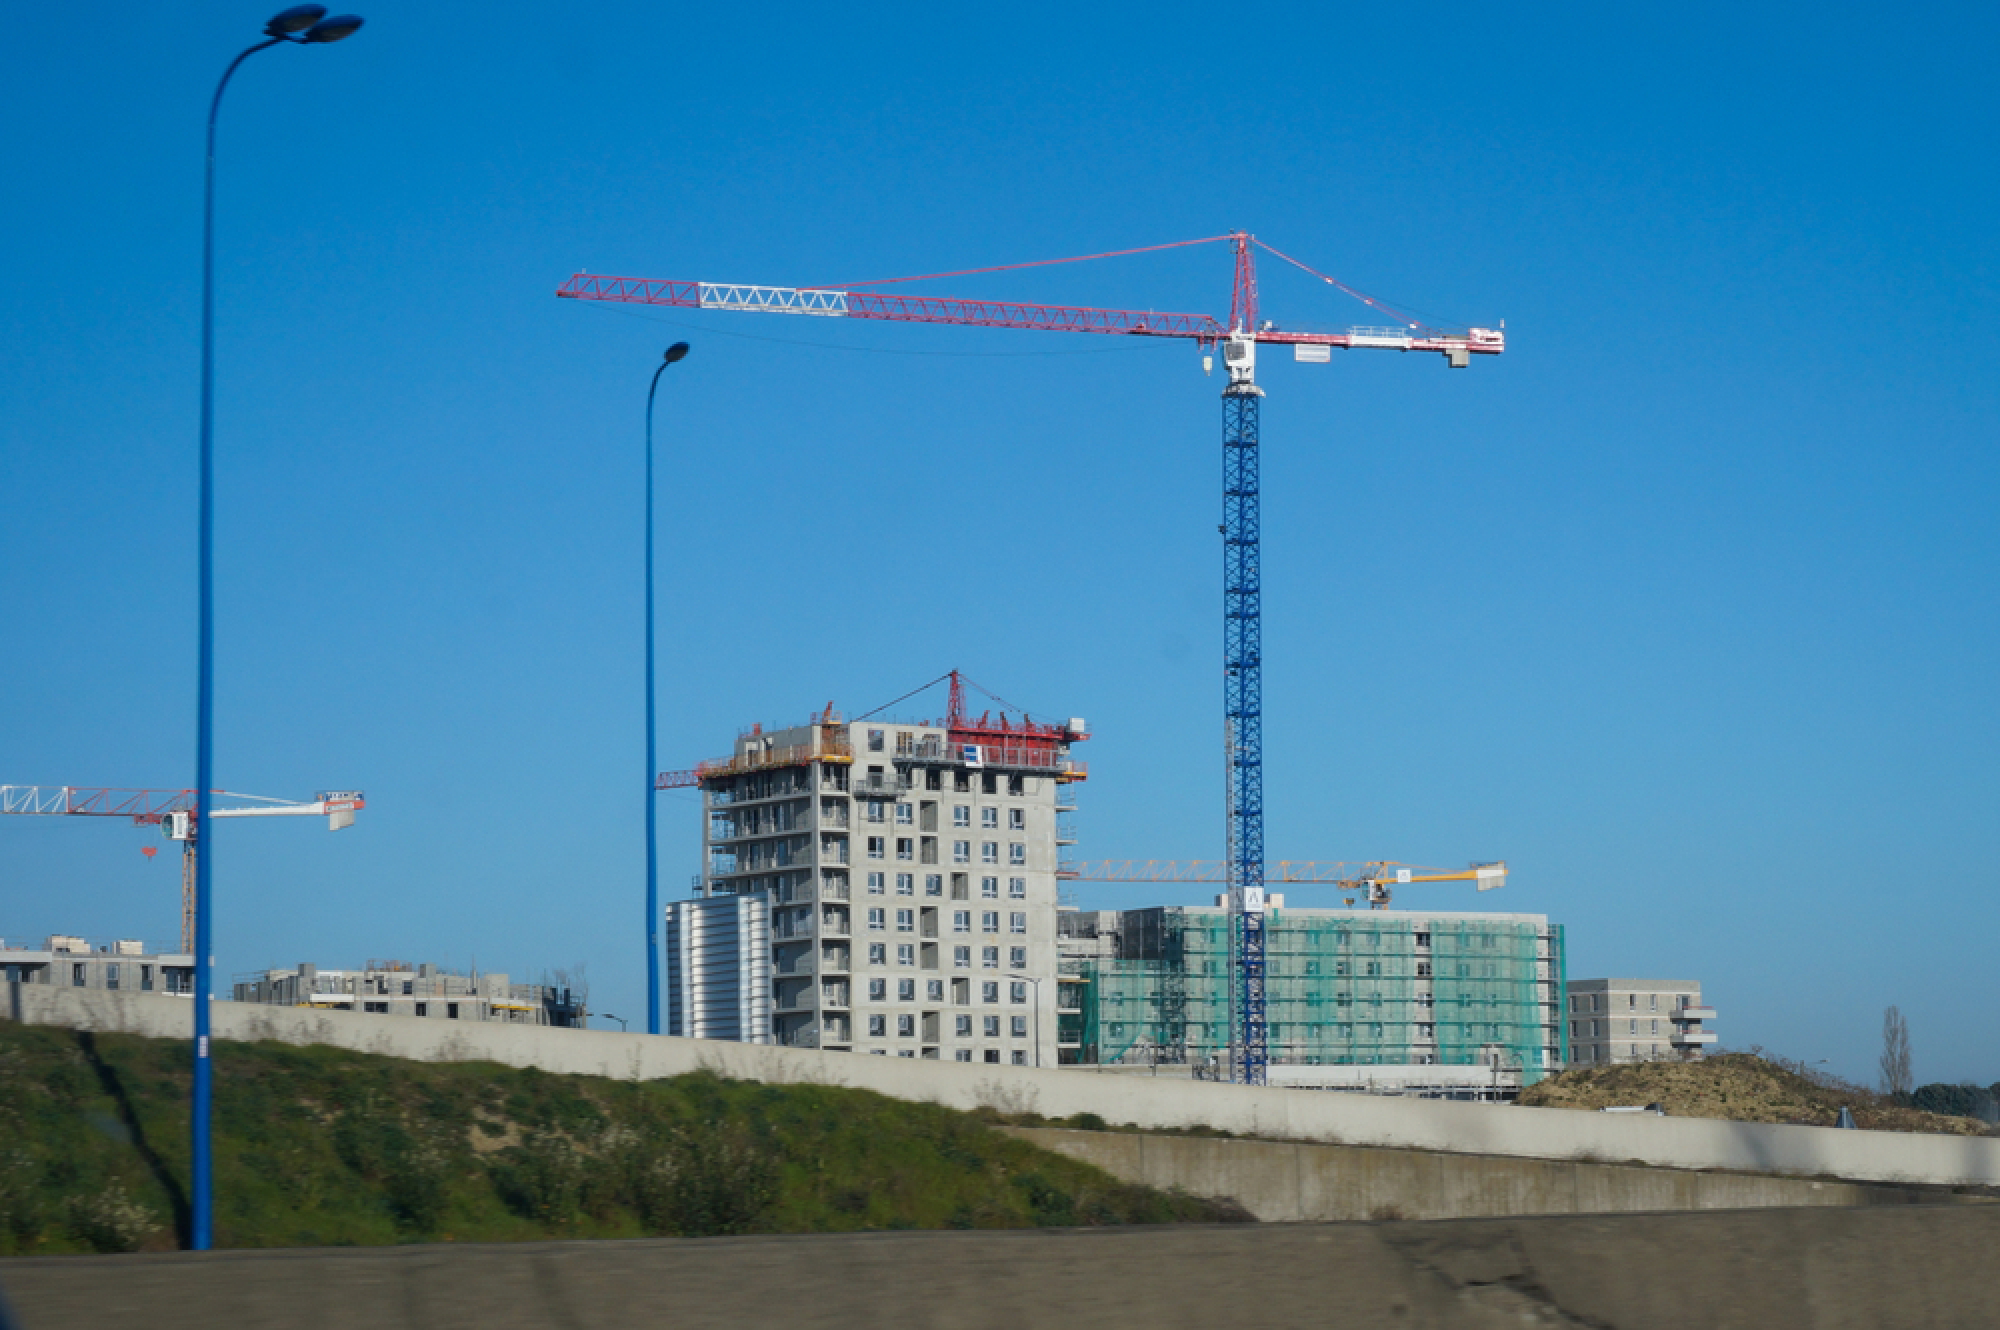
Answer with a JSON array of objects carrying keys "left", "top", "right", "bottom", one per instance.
[{"left": 3, "top": 2, "right": 1995, "bottom": 1085}]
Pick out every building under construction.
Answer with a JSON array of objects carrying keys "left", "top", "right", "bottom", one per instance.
[
  {"left": 232, "top": 961, "right": 587, "bottom": 1028},
  {"left": 1058, "top": 904, "right": 1566, "bottom": 1097},
  {"left": 663, "top": 673, "right": 1088, "bottom": 1065}
]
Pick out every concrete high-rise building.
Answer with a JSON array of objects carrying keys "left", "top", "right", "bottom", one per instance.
[
  {"left": 1058, "top": 904, "right": 1567, "bottom": 1098},
  {"left": 1565, "top": 979, "right": 1715, "bottom": 1065},
  {"left": 670, "top": 683, "right": 1088, "bottom": 1065}
]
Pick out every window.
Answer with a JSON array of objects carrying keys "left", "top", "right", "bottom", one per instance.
[
  {"left": 1010, "top": 912, "right": 1027, "bottom": 935},
  {"left": 1008, "top": 876, "right": 1026, "bottom": 898},
  {"left": 1417, "top": 993, "right": 1434, "bottom": 1009},
  {"left": 982, "top": 982, "right": 1000, "bottom": 1004},
  {"left": 889, "top": 872, "right": 910, "bottom": 896},
  {"left": 898, "top": 979, "right": 916, "bottom": 1001},
  {"left": 1364, "top": 961, "right": 1381, "bottom": 977},
  {"left": 1650, "top": 1019, "right": 1659, "bottom": 1034},
  {"left": 140, "top": 965, "right": 154, "bottom": 992},
  {"left": 1009, "top": 947, "right": 1027, "bottom": 969},
  {"left": 982, "top": 1015, "right": 1002, "bottom": 1038},
  {"left": 896, "top": 838, "right": 914, "bottom": 861},
  {"left": 71, "top": 964, "right": 85, "bottom": 987},
  {"left": 927, "top": 979, "right": 945, "bottom": 1001},
  {"left": 1008, "top": 843, "right": 1026, "bottom": 865},
  {"left": 897, "top": 943, "right": 916, "bottom": 966},
  {"left": 1006, "top": 807, "right": 1024, "bottom": 830},
  {"left": 868, "top": 942, "right": 887, "bottom": 964},
  {"left": 981, "top": 841, "right": 999, "bottom": 863},
  {"left": 951, "top": 872, "right": 969, "bottom": 899},
  {"left": 867, "top": 908, "right": 886, "bottom": 931},
  {"left": 1629, "top": 1018, "right": 1639, "bottom": 1034},
  {"left": 953, "top": 945, "right": 971, "bottom": 968},
  {"left": 925, "top": 874, "right": 943, "bottom": 896},
  {"left": 415, "top": 1002, "right": 428, "bottom": 1016},
  {"left": 867, "top": 872, "right": 885, "bottom": 894},
  {"left": 895, "top": 802, "right": 914, "bottom": 825},
  {"left": 447, "top": 1004, "right": 460, "bottom": 1020},
  {"left": 981, "top": 876, "right": 999, "bottom": 899},
  {"left": 105, "top": 964, "right": 120, "bottom": 991},
  {"left": 1649, "top": 993, "right": 1659, "bottom": 1011},
  {"left": 980, "top": 807, "right": 998, "bottom": 828},
  {"left": 867, "top": 836, "right": 885, "bottom": 859},
  {"left": 1418, "top": 1023, "right": 1436, "bottom": 1039},
  {"left": 1010, "top": 982, "right": 1028, "bottom": 1004},
  {"left": 867, "top": 729, "right": 885, "bottom": 752},
  {"left": 984, "top": 1049, "right": 1001, "bottom": 1063},
  {"left": 896, "top": 908, "right": 914, "bottom": 932},
  {"left": 868, "top": 1014, "right": 886, "bottom": 1036},
  {"left": 982, "top": 946, "right": 1000, "bottom": 969},
  {"left": 982, "top": 773, "right": 998, "bottom": 794},
  {"left": 957, "top": 1014, "right": 974, "bottom": 1037},
  {"left": 981, "top": 911, "right": 1000, "bottom": 933},
  {"left": 955, "top": 1049, "right": 973, "bottom": 1062},
  {"left": 1628, "top": 994, "right": 1638, "bottom": 1010},
  {"left": 952, "top": 840, "right": 971, "bottom": 863},
  {"left": 953, "top": 805, "right": 971, "bottom": 827},
  {"left": 1415, "top": 961, "right": 1432, "bottom": 978},
  {"left": 866, "top": 800, "right": 885, "bottom": 823},
  {"left": 1011, "top": 1016, "right": 1029, "bottom": 1038},
  {"left": 868, "top": 978, "right": 887, "bottom": 1001},
  {"left": 953, "top": 910, "right": 972, "bottom": 933}
]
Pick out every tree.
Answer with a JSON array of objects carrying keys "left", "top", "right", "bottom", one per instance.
[{"left": 1879, "top": 1005, "right": 1912, "bottom": 1098}]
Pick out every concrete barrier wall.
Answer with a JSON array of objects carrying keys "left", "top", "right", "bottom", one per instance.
[
  {"left": 1003, "top": 1126, "right": 1981, "bottom": 1222},
  {"left": 6, "top": 1206, "right": 2000, "bottom": 1330},
  {"left": 12, "top": 983, "right": 2000, "bottom": 1189}
]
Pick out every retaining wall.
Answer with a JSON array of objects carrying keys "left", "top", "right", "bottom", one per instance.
[
  {"left": 11, "top": 983, "right": 2000, "bottom": 1188},
  {"left": 1003, "top": 1126, "right": 1984, "bottom": 1222},
  {"left": 7, "top": 1206, "right": 2000, "bottom": 1330}
]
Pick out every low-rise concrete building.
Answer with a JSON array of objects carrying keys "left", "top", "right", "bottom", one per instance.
[
  {"left": 1564, "top": 978, "right": 1715, "bottom": 1065},
  {"left": 0, "top": 935, "right": 194, "bottom": 995},
  {"left": 232, "top": 961, "right": 586, "bottom": 1027}
]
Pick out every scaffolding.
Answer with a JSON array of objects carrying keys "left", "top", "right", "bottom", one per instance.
[{"left": 1074, "top": 908, "right": 1560, "bottom": 1083}]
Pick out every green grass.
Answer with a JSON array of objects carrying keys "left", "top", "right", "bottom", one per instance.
[{"left": 0, "top": 1023, "right": 1242, "bottom": 1255}]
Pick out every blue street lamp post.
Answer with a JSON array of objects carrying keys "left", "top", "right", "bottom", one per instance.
[
  {"left": 192, "top": 4, "right": 364, "bottom": 1252},
  {"left": 645, "top": 343, "right": 691, "bottom": 1035}
]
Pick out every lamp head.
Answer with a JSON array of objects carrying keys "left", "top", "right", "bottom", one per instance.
[
  {"left": 303, "top": 13, "right": 365, "bottom": 41},
  {"left": 664, "top": 342, "right": 691, "bottom": 364},
  {"left": 265, "top": 4, "right": 328, "bottom": 35}
]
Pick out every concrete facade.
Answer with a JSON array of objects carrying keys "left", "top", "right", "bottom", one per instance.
[
  {"left": 232, "top": 961, "right": 585, "bottom": 1028},
  {"left": 1003, "top": 1126, "right": 1984, "bottom": 1223},
  {"left": 0, "top": 934, "right": 194, "bottom": 996},
  {"left": 690, "top": 704, "right": 1087, "bottom": 1066},
  {"left": 9, "top": 1207, "right": 2000, "bottom": 1330},
  {"left": 1567, "top": 977, "right": 1716, "bottom": 1065},
  {"left": 13, "top": 984, "right": 2000, "bottom": 1189}
]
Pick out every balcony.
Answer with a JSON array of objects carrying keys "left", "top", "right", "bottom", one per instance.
[
  {"left": 853, "top": 772, "right": 915, "bottom": 796},
  {"left": 1672, "top": 1006, "right": 1717, "bottom": 1022},
  {"left": 1669, "top": 1029, "right": 1717, "bottom": 1047}
]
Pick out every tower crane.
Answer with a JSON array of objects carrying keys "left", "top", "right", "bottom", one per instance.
[
  {"left": 561, "top": 232, "right": 1503, "bottom": 1084},
  {"left": 1060, "top": 859, "right": 1507, "bottom": 910},
  {"left": 0, "top": 786, "right": 364, "bottom": 953}
]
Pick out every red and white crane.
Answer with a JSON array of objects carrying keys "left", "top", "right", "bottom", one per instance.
[
  {"left": 0, "top": 786, "right": 364, "bottom": 953},
  {"left": 563, "top": 232, "right": 1503, "bottom": 1083}
]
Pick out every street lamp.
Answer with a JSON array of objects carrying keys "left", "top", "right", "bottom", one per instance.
[
  {"left": 644, "top": 343, "right": 692, "bottom": 1036},
  {"left": 1004, "top": 972, "right": 1046, "bottom": 1068},
  {"left": 190, "top": 2, "right": 365, "bottom": 1254},
  {"left": 601, "top": 1012, "right": 630, "bottom": 1032}
]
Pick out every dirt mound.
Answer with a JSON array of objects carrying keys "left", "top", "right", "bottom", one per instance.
[{"left": 1520, "top": 1054, "right": 1991, "bottom": 1135}]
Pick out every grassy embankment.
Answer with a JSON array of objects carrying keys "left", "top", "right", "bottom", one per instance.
[
  {"left": 0, "top": 1023, "right": 1241, "bottom": 1256},
  {"left": 1521, "top": 1052, "right": 1995, "bottom": 1135}
]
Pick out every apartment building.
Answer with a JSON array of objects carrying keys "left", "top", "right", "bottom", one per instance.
[
  {"left": 1564, "top": 978, "right": 1716, "bottom": 1065},
  {"left": 671, "top": 680, "right": 1088, "bottom": 1065},
  {"left": 1057, "top": 904, "right": 1567, "bottom": 1097},
  {"left": 664, "top": 891, "right": 772, "bottom": 1042},
  {"left": 0, "top": 935, "right": 194, "bottom": 995},
  {"left": 233, "top": 960, "right": 587, "bottom": 1027}
]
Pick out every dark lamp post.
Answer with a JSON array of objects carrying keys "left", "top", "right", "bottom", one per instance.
[
  {"left": 645, "top": 343, "right": 691, "bottom": 1035},
  {"left": 190, "top": 3, "right": 364, "bottom": 1254}
]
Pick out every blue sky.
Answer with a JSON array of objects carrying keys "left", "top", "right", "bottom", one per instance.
[{"left": 3, "top": 2, "right": 1995, "bottom": 1084}]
